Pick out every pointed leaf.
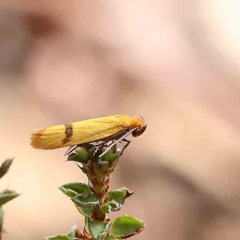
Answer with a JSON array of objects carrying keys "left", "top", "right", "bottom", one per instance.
[
  {"left": 60, "top": 182, "right": 98, "bottom": 217},
  {"left": 107, "top": 153, "right": 120, "bottom": 164},
  {"left": 100, "top": 204, "right": 111, "bottom": 214},
  {"left": 102, "top": 200, "right": 121, "bottom": 213},
  {"left": 0, "top": 207, "right": 3, "bottom": 232},
  {"left": 87, "top": 218, "right": 111, "bottom": 240},
  {"left": 76, "top": 148, "right": 88, "bottom": 163},
  {"left": 72, "top": 197, "right": 98, "bottom": 217},
  {"left": 45, "top": 235, "right": 72, "bottom": 240},
  {"left": 67, "top": 153, "right": 81, "bottom": 162},
  {"left": 77, "top": 165, "right": 89, "bottom": 174},
  {"left": 87, "top": 147, "right": 96, "bottom": 158},
  {"left": 59, "top": 182, "right": 93, "bottom": 198},
  {"left": 67, "top": 225, "right": 78, "bottom": 238},
  {"left": 0, "top": 191, "right": 19, "bottom": 206},
  {"left": 74, "top": 204, "right": 95, "bottom": 218},
  {"left": 110, "top": 215, "right": 144, "bottom": 238},
  {"left": 71, "top": 197, "right": 98, "bottom": 208},
  {"left": 94, "top": 166, "right": 105, "bottom": 182},
  {"left": 0, "top": 159, "right": 13, "bottom": 179},
  {"left": 109, "top": 188, "right": 134, "bottom": 203},
  {"left": 102, "top": 188, "right": 134, "bottom": 213},
  {"left": 101, "top": 151, "right": 113, "bottom": 162},
  {"left": 98, "top": 160, "right": 109, "bottom": 167}
]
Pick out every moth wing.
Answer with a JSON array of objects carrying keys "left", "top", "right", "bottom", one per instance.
[
  {"left": 69, "top": 119, "right": 125, "bottom": 146},
  {"left": 31, "top": 117, "right": 127, "bottom": 150},
  {"left": 31, "top": 124, "right": 68, "bottom": 149}
]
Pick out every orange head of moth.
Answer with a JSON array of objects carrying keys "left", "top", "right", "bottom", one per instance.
[{"left": 131, "top": 116, "right": 147, "bottom": 137}]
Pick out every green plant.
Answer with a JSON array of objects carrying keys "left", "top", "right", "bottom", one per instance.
[
  {"left": 46, "top": 142, "right": 144, "bottom": 240},
  {"left": 0, "top": 158, "right": 19, "bottom": 239}
]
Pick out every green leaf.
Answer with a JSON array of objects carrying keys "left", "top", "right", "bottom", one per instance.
[
  {"left": 60, "top": 182, "right": 92, "bottom": 198},
  {"left": 102, "top": 200, "right": 120, "bottom": 213},
  {"left": 75, "top": 202, "right": 96, "bottom": 217},
  {"left": 60, "top": 182, "right": 98, "bottom": 217},
  {"left": 76, "top": 148, "right": 88, "bottom": 163},
  {"left": 0, "top": 207, "right": 4, "bottom": 232},
  {"left": 98, "top": 160, "right": 109, "bottom": 167},
  {"left": 109, "top": 188, "right": 134, "bottom": 203},
  {"left": 0, "top": 191, "right": 19, "bottom": 206},
  {"left": 45, "top": 235, "right": 72, "bottom": 240},
  {"left": 87, "top": 147, "right": 96, "bottom": 158},
  {"left": 0, "top": 159, "right": 13, "bottom": 179},
  {"left": 77, "top": 165, "right": 89, "bottom": 174},
  {"left": 86, "top": 159, "right": 93, "bottom": 167},
  {"left": 94, "top": 166, "right": 105, "bottom": 183},
  {"left": 100, "top": 204, "right": 110, "bottom": 214},
  {"left": 100, "top": 150, "right": 112, "bottom": 161},
  {"left": 67, "top": 153, "right": 80, "bottom": 162},
  {"left": 107, "top": 153, "right": 120, "bottom": 164},
  {"left": 110, "top": 215, "right": 144, "bottom": 238},
  {"left": 102, "top": 188, "right": 134, "bottom": 213},
  {"left": 71, "top": 197, "right": 98, "bottom": 208},
  {"left": 67, "top": 225, "right": 78, "bottom": 238},
  {"left": 87, "top": 218, "right": 111, "bottom": 240}
]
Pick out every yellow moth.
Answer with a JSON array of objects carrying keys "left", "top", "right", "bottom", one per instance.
[{"left": 30, "top": 115, "right": 147, "bottom": 150}]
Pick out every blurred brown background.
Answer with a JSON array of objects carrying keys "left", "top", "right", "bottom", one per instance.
[{"left": 0, "top": 0, "right": 240, "bottom": 239}]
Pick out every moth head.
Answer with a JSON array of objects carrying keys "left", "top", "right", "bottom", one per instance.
[{"left": 132, "top": 116, "right": 147, "bottom": 137}]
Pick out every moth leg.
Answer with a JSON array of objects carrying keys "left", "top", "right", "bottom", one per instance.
[
  {"left": 99, "top": 128, "right": 136, "bottom": 158},
  {"left": 93, "top": 140, "right": 105, "bottom": 147},
  {"left": 118, "top": 138, "right": 131, "bottom": 156},
  {"left": 65, "top": 145, "right": 79, "bottom": 156},
  {"left": 65, "top": 143, "right": 97, "bottom": 156},
  {"left": 122, "top": 138, "right": 131, "bottom": 148}
]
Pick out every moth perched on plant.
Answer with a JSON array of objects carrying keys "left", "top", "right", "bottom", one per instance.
[{"left": 30, "top": 115, "right": 147, "bottom": 155}]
